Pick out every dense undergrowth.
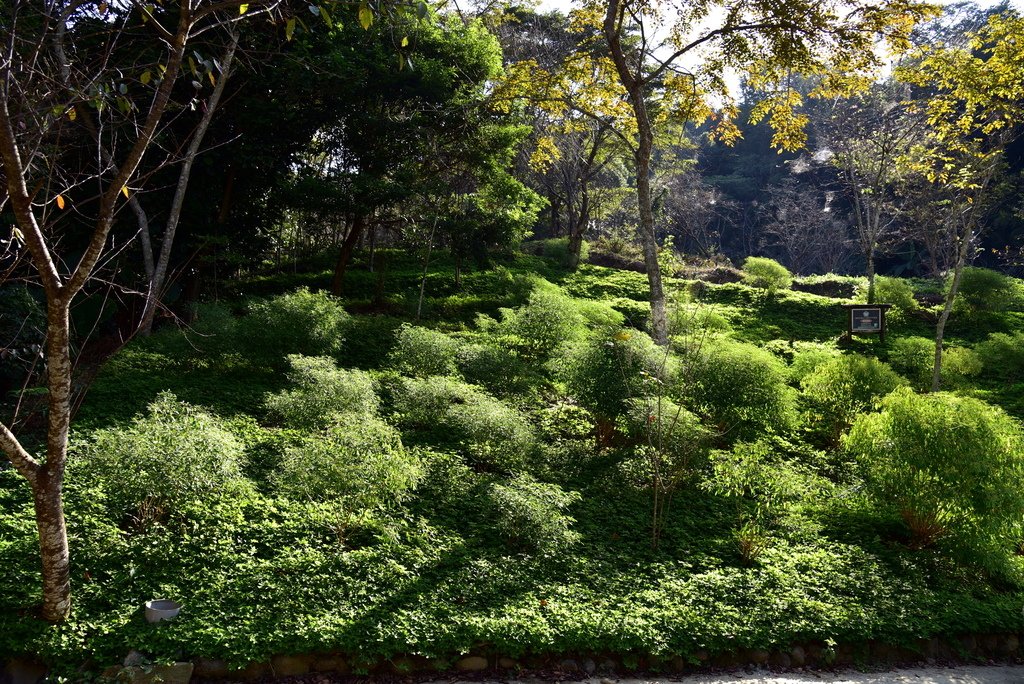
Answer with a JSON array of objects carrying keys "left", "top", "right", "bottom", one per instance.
[{"left": 3, "top": 248, "right": 1024, "bottom": 676}]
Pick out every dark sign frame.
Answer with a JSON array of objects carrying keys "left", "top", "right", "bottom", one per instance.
[{"left": 841, "top": 303, "right": 893, "bottom": 342}]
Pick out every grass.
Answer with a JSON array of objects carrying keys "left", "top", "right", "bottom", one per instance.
[{"left": 3, "top": 248, "right": 1024, "bottom": 674}]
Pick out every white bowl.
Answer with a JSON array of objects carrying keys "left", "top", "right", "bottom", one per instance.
[{"left": 144, "top": 599, "right": 181, "bottom": 623}]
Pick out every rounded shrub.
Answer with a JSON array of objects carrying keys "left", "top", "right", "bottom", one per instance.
[
  {"left": 238, "top": 288, "right": 349, "bottom": 364},
  {"left": 800, "top": 354, "right": 907, "bottom": 444},
  {"left": 500, "top": 285, "right": 586, "bottom": 360},
  {"left": 741, "top": 256, "right": 793, "bottom": 295},
  {"left": 951, "top": 266, "right": 1020, "bottom": 315},
  {"left": 457, "top": 342, "right": 534, "bottom": 396},
  {"left": 888, "top": 337, "right": 980, "bottom": 390},
  {"left": 265, "top": 355, "right": 378, "bottom": 429},
  {"left": 558, "top": 327, "right": 670, "bottom": 423},
  {"left": 487, "top": 475, "right": 581, "bottom": 552},
  {"left": 861, "top": 276, "right": 917, "bottom": 323},
  {"left": 667, "top": 303, "right": 733, "bottom": 338},
  {"left": 845, "top": 388, "right": 1024, "bottom": 573},
  {"left": 388, "top": 323, "right": 461, "bottom": 377},
  {"left": 685, "top": 336, "right": 797, "bottom": 441},
  {"left": 976, "top": 332, "right": 1024, "bottom": 382},
  {"left": 788, "top": 341, "right": 842, "bottom": 383},
  {"left": 75, "top": 392, "right": 245, "bottom": 528},
  {"left": 393, "top": 377, "right": 538, "bottom": 472},
  {"left": 624, "top": 396, "right": 713, "bottom": 479},
  {"left": 275, "top": 415, "right": 421, "bottom": 511}
]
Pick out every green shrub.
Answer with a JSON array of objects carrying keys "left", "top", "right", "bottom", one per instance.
[
  {"left": 624, "top": 397, "right": 713, "bottom": 478},
  {"left": 888, "top": 336, "right": 979, "bottom": 390},
  {"left": 788, "top": 342, "right": 842, "bottom": 383},
  {"left": 685, "top": 337, "right": 797, "bottom": 441},
  {"left": 742, "top": 257, "right": 793, "bottom": 295},
  {"left": 275, "top": 415, "right": 421, "bottom": 511},
  {"left": 887, "top": 336, "right": 933, "bottom": 389},
  {"left": 186, "top": 301, "right": 239, "bottom": 356},
  {"left": 558, "top": 327, "right": 670, "bottom": 424},
  {"left": 861, "top": 276, "right": 916, "bottom": 323},
  {"left": 976, "top": 332, "right": 1024, "bottom": 382},
  {"left": 265, "top": 355, "right": 378, "bottom": 429},
  {"left": 74, "top": 392, "right": 245, "bottom": 527},
  {"left": 393, "top": 377, "right": 538, "bottom": 472},
  {"left": 800, "top": 355, "right": 907, "bottom": 444},
  {"left": 388, "top": 324, "right": 461, "bottom": 377},
  {"left": 456, "top": 342, "right": 535, "bottom": 396},
  {"left": 488, "top": 475, "right": 581, "bottom": 552},
  {"left": 237, "top": 288, "right": 349, "bottom": 364},
  {"left": 667, "top": 303, "right": 732, "bottom": 338},
  {"left": 536, "top": 237, "right": 589, "bottom": 267},
  {"left": 951, "top": 267, "right": 1019, "bottom": 315},
  {"left": 845, "top": 389, "right": 1024, "bottom": 575},
  {"left": 500, "top": 285, "right": 586, "bottom": 360}
]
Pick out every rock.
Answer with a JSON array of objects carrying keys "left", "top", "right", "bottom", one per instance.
[
  {"left": 117, "top": 663, "right": 193, "bottom": 684},
  {"left": 600, "top": 678, "right": 617, "bottom": 684},
  {"left": 123, "top": 651, "right": 147, "bottom": 667},
  {"left": 193, "top": 658, "right": 230, "bottom": 679},
  {"left": 1006, "top": 635, "right": 1020, "bottom": 655},
  {"left": 498, "top": 657, "right": 518, "bottom": 669},
  {"left": 312, "top": 655, "right": 349, "bottom": 673},
  {"left": 694, "top": 649, "right": 710, "bottom": 662},
  {"left": 455, "top": 656, "right": 488, "bottom": 672},
  {"left": 870, "top": 642, "right": 898, "bottom": 664},
  {"left": 669, "top": 656, "right": 686, "bottom": 672},
  {"left": 804, "top": 642, "right": 824, "bottom": 665},
  {"left": 390, "top": 655, "right": 429, "bottom": 674},
  {"left": 747, "top": 649, "right": 770, "bottom": 665},
  {"left": 768, "top": 652, "right": 790, "bottom": 669},
  {"left": 558, "top": 658, "right": 581, "bottom": 672},
  {"left": 599, "top": 658, "right": 618, "bottom": 672},
  {"left": 980, "top": 634, "right": 1000, "bottom": 656},
  {"left": 711, "top": 651, "right": 741, "bottom": 669},
  {"left": 4, "top": 660, "right": 48, "bottom": 684},
  {"left": 790, "top": 646, "right": 806, "bottom": 667},
  {"left": 234, "top": 661, "right": 270, "bottom": 681},
  {"left": 583, "top": 658, "right": 597, "bottom": 674},
  {"left": 960, "top": 635, "right": 979, "bottom": 657},
  {"left": 271, "top": 654, "right": 312, "bottom": 677}
]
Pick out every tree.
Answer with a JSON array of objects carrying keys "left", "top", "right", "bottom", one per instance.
[
  {"left": 818, "top": 84, "right": 922, "bottom": 301},
  {"left": 761, "top": 178, "right": 850, "bottom": 275},
  {"left": 0, "top": 0, "right": 341, "bottom": 623},
  {"left": 898, "top": 12, "right": 1024, "bottom": 391},
  {"left": 589, "top": 0, "right": 934, "bottom": 343}
]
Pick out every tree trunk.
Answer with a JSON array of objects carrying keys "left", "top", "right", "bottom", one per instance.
[
  {"left": 34, "top": 472, "right": 71, "bottom": 621},
  {"left": 603, "top": 2, "right": 668, "bottom": 345},
  {"left": 932, "top": 224, "right": 972, "bottom": 392},
  {"left": 332, "top": 214, "right": 365, "bottom": 295},
  {"left": 866, "top": 248, "right": 876, "bottom": 304},
  {"left": 139, "top": 33, "right": 238, "bottom": 336},
  {"left": 566, "top": 188, "right": 590, "bottom": 271},
  {"left": 416, "top": 222, "right": 437, "bottom": 320}
]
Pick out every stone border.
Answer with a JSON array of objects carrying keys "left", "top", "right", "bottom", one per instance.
[{"left": 4, "top": 633, "right": 1021, "bottom": 683}]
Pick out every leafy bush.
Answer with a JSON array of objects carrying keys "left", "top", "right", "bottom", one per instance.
[
  {"left": 800, "top": 355, "right": 907, "bottom": 444},
  {"left": 265, "top": 355, "right": 378, "bottom": 429},
  {"left": 742, "top": 257, "right": 793, "bottom": 295},
  {"left": 624, "top": 396, "right": 713, "bottom": 479},
  {"left": 488, "top": 475, "right": 581, "bottom": 552},
  {"left": 951, "top": 267, "right": 1020, "bottom": 315},
  {"left": 275, "top": 415, "right": 421, "bottom": 512},
  {"left": 237, "top": 288, "right": 349, "bottom": 364},
  {"left": 456, "top": 342, "right": 534, "bottom": 396},
  {"left": 976, "top": 332, "right": 1024, "bottom": 382},
  {"left": 861, "top": 276, "right": 916, "bottom": 323},
  {"left": 500, "top": 285, "right": 586, "bottom": 360},
  {"left": 388, "top": 324, "right": 461, "bottom": 377},
  {"left": 667, "top": 303, "right": 732, "bottom": 338},
  {"left": 74, "top": 392, "right": 245, "bottom": 527},
  {"left": 788, "top": 342, "right": 842, "bottom": 383},
  {"left": 888, "top": 336, "right": 979, "bottom": 390},
  {"left": 558, "top": 327, "right": 670, "bottom": 424},
  {"left": 393, "top": 377, "right": 538, "bottom": 472},
  {"left": 845, "top": 388, "right": 1024, "bottom": 574},
  {"left": 685, "top": 337, "right": 797, "bottom": 441},
  {"left": 534, "top": 237, "right": 589, "bottom": 267}
]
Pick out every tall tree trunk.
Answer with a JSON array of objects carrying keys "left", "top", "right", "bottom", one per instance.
[
  {"left": 139, "top": 33, "right": 238, "bottom": 336},
  {"left": 566, "top": 187, "right": 590, "bottom": 271},
  {"left": 603, "top": 2, "right": 668, "bottom": 345},
  {"left": 866, "top": 247, "right": 876, "bottom": 304},
  {"left": 932, "top": 223, "right": 973, "bottom": 392},
  {"left": 332, "top": 214, "right": 365, "bottom": 295}
]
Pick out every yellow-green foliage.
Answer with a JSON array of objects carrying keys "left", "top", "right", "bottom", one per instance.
[
  {"left": 389, "top": 324, "right": 461, "bottom": 377},
  {"left": 265, "top": 355, "right": 378, "bottom": 429},
  {"left": 742, "top": 257, "right": 793, "bottom": 295},
  {"left": 846, "top": 389, "right": 1024, "bottom": 576},
  {"left": 800, "top": 355, "right": 907, "bottom": 443}
]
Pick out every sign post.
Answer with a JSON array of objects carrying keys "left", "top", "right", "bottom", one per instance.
[{"left": 841, "top": 303, "right": 893, "bottom": 342}]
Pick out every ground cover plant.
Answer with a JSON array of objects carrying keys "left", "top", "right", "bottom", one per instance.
[{"left": 3, "top": 249, "right": 1024, "bottom": 678}]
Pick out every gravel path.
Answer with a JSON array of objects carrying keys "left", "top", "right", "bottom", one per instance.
[{"left": 431, "top": 668, "right": 1024, "bottom": 684}]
